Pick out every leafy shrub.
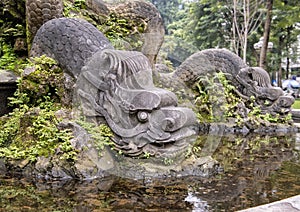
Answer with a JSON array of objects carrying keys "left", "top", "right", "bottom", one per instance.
[{"left": 0, "top": 55, "right": 76, "bottom": 162}]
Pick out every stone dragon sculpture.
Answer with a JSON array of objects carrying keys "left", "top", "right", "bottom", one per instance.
[
  {"left": 156, "top": 49, "right": 294, "bottom": 119},
  {"left": 26, "top": 0, "right": 64, "bottom": 48},
  {"left": 26, "top": 0, "right": 164, "bottom": 66},
  {"left": 28, "top": 0, "right": 294, "bottom": 158},
  {"left": 30, "top": 17, "right": 198, "bottom": 157}
]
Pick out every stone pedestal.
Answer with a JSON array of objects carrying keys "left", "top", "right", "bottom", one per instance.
[
  {"left": 291, "top": 109, "right": 300, "bottom": 123},
  {"left": 0, "top": 70, "right": 18, "bottom": 116}
]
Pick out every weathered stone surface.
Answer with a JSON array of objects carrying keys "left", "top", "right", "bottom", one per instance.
[
  {"left": 0, "top": 121, "right": 214, "bottom": 180},
  {"left": 5, "top": 122, "right": 114, "bottom": 180},
  {"left": 76, "top": 49, "right": 198, "bottom": 157},
  {"left": 158, "top": 49, "right": 295, "bottom": 121},
  {"left": 239, "top": 195, "right": 300, "bottom": 212},
  {"left": 0, "top": 70, "right": 18, "bottom": 83},
  {"left": 26, "top": 0, "right": 63, "bottom": 48},
  {"left": 86, "top": 0, "right": 109, "bottom": 16},
  {"left": 30, "top": 17, "right": 198, "bottom": 157},
  {"left": 108, "top": 154, "right": 218, "bottom": 179},
  {"left": 18, "top": 0, "right": 297, "bottom": 182},
  {"left": 26, "top": 0, "right": 164, "bottom": 65},
  {"left": 0, "top": 70, "right": 18, "bottom": 116},
  {"left": 291, "top": 109, "right": 300, "bottom": 123},
  {"left": 107, "top": 0, "right": 165, "bottom": 65},
  {"left": 30, "top": 18, "right": 113, "bottom": 78}
]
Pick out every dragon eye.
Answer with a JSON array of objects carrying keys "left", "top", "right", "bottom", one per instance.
[{"left": 137, "top": 111, "right": 149, "bottom": 122}]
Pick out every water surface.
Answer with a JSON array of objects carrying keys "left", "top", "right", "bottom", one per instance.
[{"left": 0, "top": 133, "right": 299, "bottom": 211}]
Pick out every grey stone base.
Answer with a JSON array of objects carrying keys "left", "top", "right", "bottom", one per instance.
[
  {"left": 238, "top": 194, "right": 300, "bottom": 212},
  {"left": 291, "top": 109, "right": 300, "bottom": 123}
]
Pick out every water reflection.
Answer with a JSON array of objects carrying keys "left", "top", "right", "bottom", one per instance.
[
  {"left": 295, "top": 133, "right": 300, "bottom": 151},
  {"left": 0, "top": 132, "right": 299, "bottom": 211},
  {"left": 185, "top": 188, "right": 210, "bottom": 212}
]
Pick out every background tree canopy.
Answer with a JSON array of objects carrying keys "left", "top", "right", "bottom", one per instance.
[
  {"left": 1, "top": 0, "right": 299, "bottom": 81},
  {"left": 149, "top": 0, "right": 300, "bottom": 80}
]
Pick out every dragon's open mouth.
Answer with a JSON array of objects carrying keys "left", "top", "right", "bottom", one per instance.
[
  {"left": 270, "top": 95, "right": 295, "bottom": 114},
  {"left": 112, "top": 121, "right": 199, "bottom": 157}
]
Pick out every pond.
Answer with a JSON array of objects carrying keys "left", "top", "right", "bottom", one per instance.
[{"left": 0, "top": 132, "right": 299, "bottom": 211}]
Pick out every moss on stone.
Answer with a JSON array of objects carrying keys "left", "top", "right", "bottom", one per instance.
[
  {"left": 0, "top": 55, "right": 76, "bottom": 163},
  {"left": 19, "top": 55, "right": 66, "bottom": 105}
]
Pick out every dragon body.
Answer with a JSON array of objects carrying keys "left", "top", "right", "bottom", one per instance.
[
  {"left": 28, "top": 1, "right": 294, "bottom": 157},
  {"left": 156, "top": 49, "right": 294, "bottom": 117},
  {"left": 30, "top": 17, "right": 198, "bottom": 157}
]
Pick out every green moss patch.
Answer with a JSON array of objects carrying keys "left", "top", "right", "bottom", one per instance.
[
  {"left": 0, "top": 56, "right": 76, "bottom": 162},
  {"left": 193, "top": 72, "right": 292, "bottom": 126}
]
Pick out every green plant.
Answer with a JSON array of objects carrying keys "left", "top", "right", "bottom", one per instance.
[
  {"left": 0, "top": 39, "right": 28, "bottom": 72},
  {"left": 143, "top": 151, "right": 151, "bottom": 159},
  {"left": 0, "top": 98, "right": 75, "bottom": 162},
  {"left": 194, "top": 74, "right": 217, "bottom": 122},
  {"left": 216, "top": 72, "right": 241, "bottom": 117},
  {"left": 246, "top": 95, "right": 291, "bottom": 124},
  {"left": 76, "top": 118, "right": 113, "bottom": 156},
  {"left": 194, "top": 72, "right": 241, "bottom": 122},
  {"left": 0, "top": 55, "right": 77, "bottom": 162},
  {"left": 284, "top": 113, "right": 292, "bottom": 122},
  {"left": 16, "top": 55, "right": 66, "bottom": 107},
  {"left": 97, "top": 13, "right": 146, "bottom": 49},
  {"left": 163, "top": 157, "right": 174, "bottom": 165},
  {"left": 63, "top": 0, "right": 87, "bottom": 17},
  {"left": 98, "top": 14, "right": 132, "bottom": 39},
  {"left": 184, "top": 144, "right": 202, "bottom": 158},
  {"left": 64, "top": 0, "right": 146, "bottom": 50},
  {"left": 74, "top": 0, "right": 86, "bottom": 8},
  {"left": 195, "top": 72, "right": 292, "bottom": 126}
]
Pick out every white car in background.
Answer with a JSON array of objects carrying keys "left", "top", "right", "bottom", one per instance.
[{"left": 282, "top": 78, "right": 300, "bottom": 98}]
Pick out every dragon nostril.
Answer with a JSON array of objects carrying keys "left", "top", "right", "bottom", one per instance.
[{"left": 162, "top": 118, "right": 175, "bottom": 131}]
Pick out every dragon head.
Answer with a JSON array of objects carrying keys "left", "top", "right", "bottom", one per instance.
[{"left": 75, "top": 49, "right": 198, "bottom": 157}]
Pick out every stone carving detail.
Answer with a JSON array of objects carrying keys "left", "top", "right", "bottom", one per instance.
[
  {"left": 236, "top": 66, "right": 294, "bottom": 115},
  {"left": 30, "top": 18, "right": 114, "bottom": 78},
  {"left": 26, "top": 0, "right": 164, "bottom": 65},
  {"left": 26, "top": 0, "right": 63, "bottom": 47},
  {"left": 26, "top": 1, "right": 293, "bottom": 120},
  {"left": 30, "top": 18, "right": 198, "bottom": 157},
  {"left": 76, "top": 49, "right": 198, "bottom": 156},
  {"left": 160, "top": 49, "right": 294, "bottom": 118},
  {"left": 30, "top": 18, "right": 294, "bottom": 157},
  {"left": 107, "top": 0, "right": 165, "bottom": 65},
  {"left": 77, "top": 49, "right": 196, "bottom": 156}
]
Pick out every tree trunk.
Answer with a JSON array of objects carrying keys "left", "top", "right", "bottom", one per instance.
[
  {"left": 277, "top": 34, "right": 284, "bottom": 87},
  {"left": 259, "top": 0, "right": 273, "bottom": 69},
  {"left": 242, "top": 0, "right": 249, "bottom": 62},
  {"left": 286, "top": 53, "right": 290, "bottom": 79},
  {"left": 232, "top": 0, "right": 238, "bottom": 55},
  {"left": 285, "top": 26, "right": 292, "bottom": 79}
]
